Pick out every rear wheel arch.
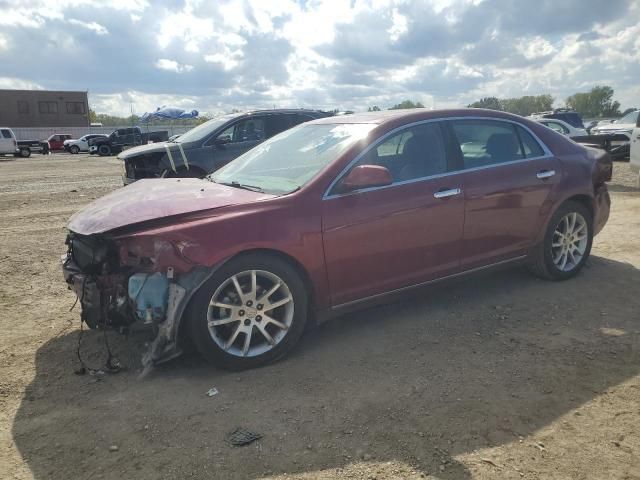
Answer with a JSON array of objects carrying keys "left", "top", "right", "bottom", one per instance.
[{"left": 565, "top": 194, "right": 594, "bottom": 220}]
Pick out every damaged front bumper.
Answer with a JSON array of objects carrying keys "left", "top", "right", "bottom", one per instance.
[{"left": 62, "top": 233, "right": 213, "bottom": 368}]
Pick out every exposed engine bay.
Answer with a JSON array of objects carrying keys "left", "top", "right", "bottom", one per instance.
[{"left": 62, "top": 232, "right": 211, "bottom": 371}]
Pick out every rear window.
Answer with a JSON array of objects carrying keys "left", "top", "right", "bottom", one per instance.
[
  {"left": 451, "top": 120, "right": 524, "bottom": 169},
  {"left": 516, "top": 125, "right": 545, "bottom": 158},
  {"left": 545, "top": 112, "right": 583, "bottom": 129}
]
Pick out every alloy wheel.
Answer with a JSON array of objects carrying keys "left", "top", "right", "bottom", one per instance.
[
  {"left": 207, "top": 270, "right": 294, "bottom": 358},
  {"left": 551, "top": 212, "right": 588, "bottom": 272}
]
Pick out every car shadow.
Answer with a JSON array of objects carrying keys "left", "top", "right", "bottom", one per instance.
[{"left": 12, "top": 256, "right": 640, "bottom": 479}]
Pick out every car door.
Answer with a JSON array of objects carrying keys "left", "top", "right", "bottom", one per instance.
[
  {"left": 448, "top": 119, "right": 561, "bottom": 269},
  {"left": 0, "top": 129, "right": 14, "bottom": 154},
  {"left": 322, "top": 121, "right": 466, "bottom": 306},
  {"left": 208, "top": 117, "right": 266, "bottom": 169}
]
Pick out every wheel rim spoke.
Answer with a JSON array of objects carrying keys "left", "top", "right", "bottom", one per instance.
[
  {"left": 258, "top": 282, "right": 281, "bottom": 302},
  {"left": 231, "top": 275, "right": 244, "bottom": 300},
  {"left": 264, "top": 314, "right": 288, "bottom": 330},
  {"left": 209, "top": 317, "right": 238, "bottom": 327},
  {"left": 264, "top": 295, "right": 293, "bottom": 312},
  {"left": 256, "top": 323, "right": 275, "bottom": 345},
  {"left": 225, "top": 324, "right": 242, "bottom": 350},
  {"left": 242, "top": 328, "right": 252, "bottom": 356},
  {"left": 250, "top": 270, "right": 257, "bottom": 298}
]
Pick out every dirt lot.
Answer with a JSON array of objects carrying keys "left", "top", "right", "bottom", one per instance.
[{"left": 1, "top": 153, "right": 639, "bottom": 480}]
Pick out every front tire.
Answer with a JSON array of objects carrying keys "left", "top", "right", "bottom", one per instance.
[
  {"left": 70, "top": 145, "right": 80, "bottom": 154},
  {"left": 187, "top": 254, "right": 308, "bottom": 370},
  {"left": 529, "top": 200, "right": 593, "bottom": 280},
  {"left": 98, "top": 145, "right": 111, "bottom": 156}
]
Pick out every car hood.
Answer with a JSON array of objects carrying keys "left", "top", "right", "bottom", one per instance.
[
  {"left": 68, "top": 178, "right": 275, "bottom": 235},
  {"left": 118, "top": 142, "right": 171, "bottom": 159}
]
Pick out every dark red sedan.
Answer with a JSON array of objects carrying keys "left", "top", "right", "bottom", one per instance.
[{"left": 63, "top": 109, "right": 611, "bottom": 370}]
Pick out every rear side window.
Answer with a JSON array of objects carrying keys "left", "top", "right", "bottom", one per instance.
[
  {"left": 450, "top": 120, "right": 523, "bottom": 169},
  {"left": 264, "top": 115, "right": 291, "bottom": 138},
  {"left": 1, "top": 129, "right": 12, "bottom": 139},
  {"left": 516, "top": 125, "right": 545, "bottom": 158}
]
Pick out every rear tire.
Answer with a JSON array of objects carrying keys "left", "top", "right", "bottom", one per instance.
[
  {"left": 19, "top": 148, "right": 31, "bottom": 158},
  {"left": 528, "top": 200, "right": 593, "bottom": 280},
  {"left": 98, "top": 145, "right": 111, "bottom": 156},
  {"left": 186, "top": 254, "right": 308, "bottom": 370}
]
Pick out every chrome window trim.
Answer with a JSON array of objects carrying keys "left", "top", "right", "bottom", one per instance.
[{"left": 323, "top": 116, "right": 552, "bottom": 200}]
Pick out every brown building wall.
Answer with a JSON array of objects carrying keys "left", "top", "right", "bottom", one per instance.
[{"left": 0, "top": 89, "right": 89, "bottom": 128}]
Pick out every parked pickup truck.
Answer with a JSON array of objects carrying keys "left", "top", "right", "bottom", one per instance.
[
  {"left": 88, "top": 127, "right": 169, "bottom": 156},
  {"left": 0, "top": 127, "right": 50, "bottom": 157}
]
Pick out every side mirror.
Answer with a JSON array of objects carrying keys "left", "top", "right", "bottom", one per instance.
[{"left": 340, "top": 164, "right": 393, "bottom": 193}]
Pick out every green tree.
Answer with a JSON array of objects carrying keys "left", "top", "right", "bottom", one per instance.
[
  {"left": 500, "top": 95, "right": 554, "bottom": 116},
  {"left": 467, "top": 97, "right": 503, "bottom": 111},
  {"left": 566, "top": 86, "right": 621, "bottom": 118},
  {"left": 367, "top": 106, "right": 381, "bottom": 111},
  {"left": 388, "top": 100, "right": 424, "bottom": 110}
]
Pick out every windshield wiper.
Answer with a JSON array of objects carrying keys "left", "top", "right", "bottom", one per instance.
[{"left": 216, "top": 180, "right": 265, "bottom": 192}]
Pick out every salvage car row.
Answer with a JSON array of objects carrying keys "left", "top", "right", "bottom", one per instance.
[{"left": 63, "top": 108, "right": 613, "bottom": 370}]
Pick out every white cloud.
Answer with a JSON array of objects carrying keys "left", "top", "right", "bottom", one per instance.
[
  {"left": 154, "top": 58, "right": 194, "bottom": 73},
  {"left": 68, "top": 19, "right": 109, "bottom": 35},
  {"left": 0, "top": 77, "right": 44, "bottom": 90}
]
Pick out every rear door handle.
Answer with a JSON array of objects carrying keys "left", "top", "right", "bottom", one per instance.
[
  {"left": 434, "top": 188, "right": 462, "bottom": 199},
  {"left": 536, "top": 170, "right": 556, "bottom": 180}
]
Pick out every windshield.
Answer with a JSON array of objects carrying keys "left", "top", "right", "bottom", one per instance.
[
  {"left": 618, "top": 110, "right": 639, "bottom": 124},
  {"left": 209, "top": 123, "right": 375, "bottom": 194},
  {"left": 176, "top": 114, "right": 240, "bottom": 143}
]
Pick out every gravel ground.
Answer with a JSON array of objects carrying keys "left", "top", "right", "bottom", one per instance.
[{"left": 0, "top": 153, "right": 639, "bottom": 480}]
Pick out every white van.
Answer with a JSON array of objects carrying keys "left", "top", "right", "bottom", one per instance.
[{"left": 0, "top": 128, "right": 19, "bottom": 156}]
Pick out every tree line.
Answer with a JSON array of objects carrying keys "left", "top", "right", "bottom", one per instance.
[
  {"left": 88, "top": 109, "right": 212, "bottom": 127},
  {"left": 467, "top": 86, "right": 632, "bottom": 118},
  {"left": 367, "top": 86, "right": 634, "bottom": 119}
]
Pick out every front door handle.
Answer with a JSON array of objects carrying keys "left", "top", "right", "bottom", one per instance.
[
  {"left": 434, "top": 188, "right": 462, "bottom": 199},
  {"left": 536, "top": 170, "right": 556, "bottom": 180}
]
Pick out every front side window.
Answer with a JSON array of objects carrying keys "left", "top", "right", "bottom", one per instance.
[
  {"left": 217, "top": 118, "right": 266, "bottom": 144},
  {"left": 451, "top": 120, "right": 524, "bottom": 169},
  {"left": 210, "top": 123, "right": 375, "bottom": 194},
  {"left": 1, "top": 129, "right": 12, "bottom": 139},
  {"left": 352, "top": 122, "right": 447, "bottom": 182}
]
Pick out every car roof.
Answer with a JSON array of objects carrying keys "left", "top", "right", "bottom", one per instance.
[{"left": 307, "top": 108, "right": 530, "bottom": 125}]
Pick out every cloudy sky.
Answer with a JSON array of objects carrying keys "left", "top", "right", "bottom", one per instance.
[{"left": 0, "top": 0, "right": 638, "bottom": 116}]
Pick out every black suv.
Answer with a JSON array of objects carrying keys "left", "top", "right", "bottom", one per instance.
[
  {"left": 118, "top": 109, "right": 332, "bottom": 184},
  {"left": 530, "top": 108, "right": 584, "bottom": 129}
]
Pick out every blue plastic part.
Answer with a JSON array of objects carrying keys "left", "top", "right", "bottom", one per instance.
[{"left": 128, "top": 272, "right": 169, "bottom": 322}]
